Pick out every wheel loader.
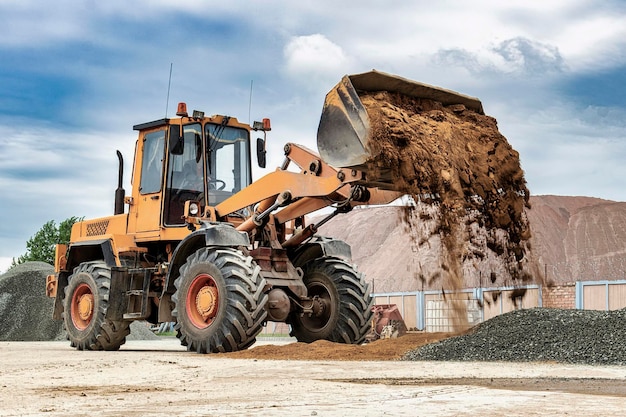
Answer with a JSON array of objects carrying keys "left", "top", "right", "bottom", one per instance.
[{"left": 45, "top": 70, "right": 483, "bottom": 353}]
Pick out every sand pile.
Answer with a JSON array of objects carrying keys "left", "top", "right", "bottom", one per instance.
[
  {"left": 0, "top": 261, "right": 158, "bottom": 341},
  {"left": 360, "top": 92, "right": 535, "bottom": 293},
  {"left": 228, "top": 332, "right": 455, "bottom": 361}
]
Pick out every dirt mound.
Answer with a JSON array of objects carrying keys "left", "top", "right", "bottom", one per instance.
[
  {"left": 0, "top": 262, "right": 158, "bottom": 342},
  {"left": 226, "top": 332, "right": 456, "bottom": 361},
  {"left": 527, "top": 195, "right": 626, "bottom": 284}
]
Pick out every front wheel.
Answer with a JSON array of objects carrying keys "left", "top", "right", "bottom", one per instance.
[
  {"left": 63, "top": 261, "right": 130, "bottom": 350},
  {"left": 289, "top": 257, "right": 373, "bottom": 344},
  {"left": 172, "top": 247, "right": 268, "bottom": 353}
]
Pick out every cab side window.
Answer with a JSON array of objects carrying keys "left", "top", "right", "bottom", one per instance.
[{"left": 140, "top": 131, "right": 165, "bottom": 194}]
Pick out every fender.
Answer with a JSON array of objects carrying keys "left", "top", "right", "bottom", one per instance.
[
  {"left": 51, "top": 239, "right": 116, "bottom": 320},
  {"left": 164, "top": 223, "right": 250, "bottom": 294},
  {"left": 290, "top": 236, "right": 352, "bottom": 267}
]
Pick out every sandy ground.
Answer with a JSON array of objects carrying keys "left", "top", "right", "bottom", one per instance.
[{"left": 1, "top": 338, "right": 626, "bottom": 417}]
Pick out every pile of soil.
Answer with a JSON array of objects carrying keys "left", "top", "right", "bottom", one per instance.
[
  {"left": 229, "top": 332, "right": 456, "bottom": 361},
  {"left": 360, "top": 92, "right": 537, "bottom": 304},
  {"left": 0, "top": 262, "right": 157, "bottom": 342}
]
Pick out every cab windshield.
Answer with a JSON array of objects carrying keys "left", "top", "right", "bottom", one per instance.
[
  {"left": 205, "top": 121, "right": 250, "bottom": 199},
  {"left": 164, "top": 121, "right": 250, "bottom": 226}
]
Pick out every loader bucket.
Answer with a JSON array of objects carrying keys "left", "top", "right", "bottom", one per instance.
[{"left": 317, "top": 70, "right": 484, "bottom": 171}]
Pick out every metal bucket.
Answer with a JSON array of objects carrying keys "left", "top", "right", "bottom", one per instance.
[{"left": 316, "top": 70, "right": 484, "bottom": 172}]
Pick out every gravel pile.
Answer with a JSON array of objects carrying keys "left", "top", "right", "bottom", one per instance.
[
  {"left": 0, "top": 262, "right": 158, "bottom": 342},
  {"left": 0, "top": 262, "right": 64, "bottom": 341},
  {"left": 403, "top": 308, "right": 626, "bottom": 365}
]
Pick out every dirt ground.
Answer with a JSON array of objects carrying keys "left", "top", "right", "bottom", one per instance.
[{"left": 2, "top": 338, "right": 626, "bottom": 417}]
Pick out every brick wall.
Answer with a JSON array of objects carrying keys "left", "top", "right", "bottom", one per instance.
[{"left": 542, "top": 283, "right": 576, "bottom": 309}]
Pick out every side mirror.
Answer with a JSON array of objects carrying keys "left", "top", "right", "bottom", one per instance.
[
  {"left": 256, "top": 137, "right": 266, "bottom": 168},
  {"left": 169, "top": 125, "right": 184, "bottom": 155},
  {"left": 171, "top": 137, "right": 184, "bottom": 155},
  {"left": 195, "top": 133, "right": 202, "bottom": 162}
]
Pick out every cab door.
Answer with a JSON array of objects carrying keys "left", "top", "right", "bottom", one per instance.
[{"left": 133, "top": 129, "right": 166, "bottom": 235}]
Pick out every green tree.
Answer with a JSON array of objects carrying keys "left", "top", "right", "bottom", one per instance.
[{"left": 11, "top": 216, "right": 82, "bottom": 267}]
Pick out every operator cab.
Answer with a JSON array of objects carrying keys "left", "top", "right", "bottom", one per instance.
[{"left": 133, "top": 105, "right": 255, "bottom": 228}]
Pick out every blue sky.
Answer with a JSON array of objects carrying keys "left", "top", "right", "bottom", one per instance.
[{"left": 1, "top": 0, "right": 626, "bottom": 272}]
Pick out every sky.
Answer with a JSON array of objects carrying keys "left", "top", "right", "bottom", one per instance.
[{"left": 1, "top": 0, "right": 626, "bottom": 273}]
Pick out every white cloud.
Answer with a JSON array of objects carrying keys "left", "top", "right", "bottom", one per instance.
[
  {"left": 549, "top": 13, "right": 626, "bottom": 72},
  {"left": 0, "top": 124, "right": 134, "bottom": 260},
  {"left": 0, "top": 0, "right": 89, "bottom": 46},
  {"left": 493, "top": 100, "right": 626, "bottom": 200},
  {"left": 0, "top": 257, "right": 12, "bottom": 275},
  {"left": 284, "top": 34, "right": 350, "bottom": 82},
  {"left": 434, "top": 37, "right": 565, "bottom": 78}
]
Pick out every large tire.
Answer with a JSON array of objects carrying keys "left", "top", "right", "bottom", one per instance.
[
  {"left": 63, "top": 261, "right": 130, "bottom": 351},
  {"left": 290, "top": 257, "right": 373, "bottom": 344},
  {"left": 172, "top": 247, "right": 268, "bottom": 353}
]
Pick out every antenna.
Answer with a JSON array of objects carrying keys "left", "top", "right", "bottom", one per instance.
[
  {"left": 165, "top": 63, "right": 173, "bottom": 118},
  {"left": 248, "top": 79, "right": 253, "bottom": 124}
]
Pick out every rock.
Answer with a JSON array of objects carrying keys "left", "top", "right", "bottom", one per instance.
[{"left": 128, "top": 321, "right": 160, "bottom": 340}]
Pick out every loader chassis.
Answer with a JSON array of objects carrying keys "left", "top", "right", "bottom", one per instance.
[{"left": 48, "top": 110, "right": 384, "bottom": 353}]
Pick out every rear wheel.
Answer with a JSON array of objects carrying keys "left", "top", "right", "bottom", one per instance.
[
  {"left": 172, "top": 247, "right": 268, "bottom": 353},
  {"left": 290, "top": 257, "right": 373, "bottom": 344},
  {"left": 63, "top": 261, "right": 130, "bottom": 350}
]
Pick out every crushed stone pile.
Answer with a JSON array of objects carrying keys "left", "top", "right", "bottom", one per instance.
[
  {"left": 402, "top": 308, "right": 626, "bottom": 365},
  {"left": 0, "top": 262, "right": 64, "bottom": 341},
  {"left": 0, "top": 261, "right": 158, "bottom": 341}
]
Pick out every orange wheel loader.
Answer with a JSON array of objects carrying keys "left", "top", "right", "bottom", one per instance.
[{"left": 45, "top": 70, "right": 481, "bottom": 353}]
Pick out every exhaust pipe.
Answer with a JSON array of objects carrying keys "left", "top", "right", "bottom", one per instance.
[{"left": 114, "top": 150, "right": 125, "bottom": 215}]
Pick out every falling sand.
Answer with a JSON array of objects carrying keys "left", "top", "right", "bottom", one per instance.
[{"left": 360, "top": 91, "right": 538, "bottom": 329}]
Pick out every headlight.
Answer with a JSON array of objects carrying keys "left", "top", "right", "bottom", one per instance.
[{"left": 189, "top": 202, "right": 200, "bottom": 216}]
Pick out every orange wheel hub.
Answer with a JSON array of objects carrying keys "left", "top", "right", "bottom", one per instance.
[
  {"left": 71, "top": 283, "right": 94, "bottom": 330},
  {"left": 187, "top": 273, "right": 219, "bottom": 329}
]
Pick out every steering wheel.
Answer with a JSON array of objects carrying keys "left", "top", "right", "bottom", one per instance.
[{"left": 209, "top": 179, "right": 226, "bottom": 191}]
